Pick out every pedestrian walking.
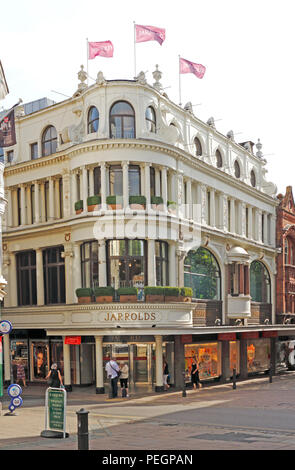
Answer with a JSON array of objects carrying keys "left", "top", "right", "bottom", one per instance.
[
  {"left": 191, "top": 357, "right": 201, "bottom": 390},
  {"left": 163, "top": 359, "right": 170, "bottom": 390},
  {"left": 45, "top": 363, "right": 64, "bottom": 388},
  {"left": 120, "top": 362, "right": 129, "bottom": 397},
  {"left": 105, "top": 356, "right": 120, "bottom": 398},
  {"left": 16, "top": 360, "right": 27, "bottom": 388}
]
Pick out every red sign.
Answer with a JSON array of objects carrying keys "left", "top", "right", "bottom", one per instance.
[
  {"left": 241, "top": 332, "right": 259, "bottom": 340},
  {"left": 262, "top": 331, "right": 278, "bottom": 338},
  {"left": 65, "top": 336, "right": 81, "bottom": 345},
  {"left": 181, "top": 335, "right": 192, "bottom": 344},
  {"left": 218, "top": 333, "right": 236, "bottom": 341}
]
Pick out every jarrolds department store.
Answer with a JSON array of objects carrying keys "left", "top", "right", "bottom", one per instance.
[{"left": 2, "top": 69, "right": 293, "bottom": 392}]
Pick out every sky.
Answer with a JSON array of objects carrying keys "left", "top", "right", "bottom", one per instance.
[{"left": 1, "top": 0, "right": 294, "bottom": 194}]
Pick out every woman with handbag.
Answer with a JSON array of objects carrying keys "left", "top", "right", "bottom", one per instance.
[{"left": 46, "top": 363, "right": 64, "bottom": 388}]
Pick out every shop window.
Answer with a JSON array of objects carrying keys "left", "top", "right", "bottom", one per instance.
[
  {"left": 247, "top": 339, "right": 270, "bottom": 373},
  {"left": 184, "top": 247, "right": 221, "bottom": 300},
  {"left": 16, "top": 250, "right": 37, "bottom": 306},
  {"left": 194, "top": 137, "right": 202, "bottom": 157},
  {"left": 43, "top": 246, "right": 65, "bottom": 304},
  {"left": 110, "top": 101, "right": 135, "bottom": 139},
  {"left": 155, "top": 241, "right": 169, "bottom": 286},
  {"left": 81, "top": 241, "right": 99, "bottom": 288},
  {"left": 250, "top": 260, "right": 271, "bottom": 303},
  {"left": 107, "top": 239, "right": 146, "bottom": 290},
  {"left": 42, "top": 125, "right": 57, "bottom": 157},
  {"left": 145, "top": 106, "right": 156, "bottom": 133},
  {"left": 184, "top": 343, "right": 221, "bottom": 381},
  {"left": 87, "top": 106, "right": 99, "bottom": 134}
]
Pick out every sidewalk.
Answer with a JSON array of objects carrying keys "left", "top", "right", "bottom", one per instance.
[{"left": 1, "top": 371, "right": 293, "bottom": 447}]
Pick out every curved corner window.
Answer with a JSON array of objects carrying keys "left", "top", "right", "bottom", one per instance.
[
  {"left": 184, "top": 247, "right": 221, "bottom": 300},
  {"left": 42, "top": 125, "right": 57, "bottom": 157},
  {"left": 194, "top": 137, "right": 202, "bottom": 157},
  {"left": 250, "top": 260, "right": 271, "bottom": 303},
  {"left": 110, "top": 101, "right": 135, "bottom": 139},
  {"left": 234, "top": 160, "right": 241, "bottom": 178},
  {"left": 250, "top": 169, "right": 256, "bottom": 187},
  {"left": 145, "top": 106, "right": 156, "bottom": 133},
  {"left": 81, "top": 241, "right": 99, "bottom": 288},
  {"left": 88, "top": 106, "right": 99, "bottom": 134},
  {"left": 216, "top": 149, "right": 222, "bottom": 168}
]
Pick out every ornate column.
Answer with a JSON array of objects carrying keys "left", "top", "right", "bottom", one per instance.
[
  {"left": 54, "top": 178, "right": 60, "bottom": 219},
  {"left": 186, "top": 178, "right": 192, "bottom": 219},
  {"left": 263, "top": 212, "right": 268, "bottom": 245},
  {"left": 100, "top": 162, "right": 107, "bottom": 209},
  {"left": 7, "top": 188, "right": 13, "bottom": 227},
  {"left": 26, "top": 185, "right": 32, "bottom": 225},
  {"left": 176, "top": 246, "right": 186, "bottom": 287},
  {"left": 144, "top": 163, "right": 151, "bottom": 209},
  {"left": 62, "top": 242, "right": 74, "bottom": 304},
  {"left": 48, "top": 177, "right": 55, "bottom": 221},
  {"left": 34, "top": 181, "right": 40, "bottom": 224},
  {"left": 81, "top": 166, "right": 88, "bottom": 213},
  {"left": 62, "top": 169, "right": 71, "bottom": 218},
  {"left": 20, "top": 184, "right": 27, "bottom": 225},
  {"left": 241, "top": 202, "right": 246, "bottom": 237},
  {"left": 219, "top": 193, "right": 228, "bottom": 231},
  {"left": 73, "top": 242, "right": 82, "bottom": 298},
  {"left": 161, "top": 166, "right": 168, "bottom": 207},
  {"left": 71, "top": 170, "right": 78, "bottom": 215},
  {"left": 210, "top": 188, "right": 215, "bottom": 227},
  {"left": 270, "top": 215, "right": 276, "bottom": 247},
  {"left": 168, "top": 242, "right": 177, "bottom": 286},
  {"left": 230, "top": 198, "right": 235, "bottom": 233},
  {"left": 248, "top": 206, "right": 253, "bottom": 239},
  {"left": 155, "top": 335, "right": 164, "bottom": 392},
  {"left": 40, "top": 181, "right": 46, "bottom": 222},
  {"left": 257, "top": 209, "right": 263, "bottom": 243},
  {"left": 147, "top": 239, "right": 156, "bottom": 286},
  {"left": 122, "top": 161, "right": 129, "bottom": 209},
  {"left": 36, "top": 248, "right": 44, "bottom": 306},
  {"left": 95, "top": 336, "right": 104, "bottom": 394},
  {"left": 98, "top": 240, "right": 107, "bottom": 287}
]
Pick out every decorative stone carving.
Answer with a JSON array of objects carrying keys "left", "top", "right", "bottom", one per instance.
[
  {"left": 96, "top": 71, "right": 106, "bottom": 86},
  {"left": 135, "top": 71, "right": 147, "bottom": 85},
  {"left": 184, "top": 102, "right": 193, "bottom": 113},
  {"left": 73, "top": 65, "right": 87, "bottom": 96},
  {"left": 152, "top": 65, "right": 163, "bottom": 91},
  {"left": 226, "top": 130, "right": 234, "bottom": 141},
  {"left": 207, "top": 117, "right": 216, "bottom": 128}
]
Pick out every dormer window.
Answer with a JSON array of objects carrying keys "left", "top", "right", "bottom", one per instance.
[
  {"left": 145, "top": 106, "right": 156, "bottom": 133},
  {"left": 194, "top": 137, "right": 202, "bottom": 157},
  {"left": 110, "top": 101, "right": 135, "bottom": 139},
  {"left": 234, "top": 160, "right": 240, "bottom": 178},
  {"left": 42, "top": 125, "right": 57, "bottom": 157},
  {"left": 216, "top": 149, "right": 222, "bottom": 168},
  {"left": 88, "top": 106, "right": 99, "bottom": 134}
]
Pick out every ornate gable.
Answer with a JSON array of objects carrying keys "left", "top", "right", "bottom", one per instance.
[{"left": 279, "top": 186, "right": 295, "bottom": 214}]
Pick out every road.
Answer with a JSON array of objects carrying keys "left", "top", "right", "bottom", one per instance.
[{"left": 1, "top": 372, "right": 295, "bottom": 451}]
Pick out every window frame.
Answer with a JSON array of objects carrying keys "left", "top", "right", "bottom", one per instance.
[
  {"left": 16, "top": 250, "right": 37, "bottom": 306},
  {"left": 109, "top": 100, "right": 135, "bottom": 139},
  {"left": 145, "top": 106, "right": 156, "bottom": 133},
  {"left": 194, "top": 137, "right": 203, "bottom": 157},
  {"left": 81, "top": 241, "right": 99, "bottom": 289},
  {"left": 42, "top": 125, "right": 57, "bottom": 157},
  {"left": 107, "top": 239, "right": 147, "bottom": 289},
  {"left": 43, "top": 246, "right": 65, "bottom": 305},
  {"left": 87, "top": 106, "right": 99, "bottom": 134}
]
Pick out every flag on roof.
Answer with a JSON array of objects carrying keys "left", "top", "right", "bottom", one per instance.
[
  {"left": 0, "top": 108, "right": 16, "bottom": 147},
  {"left": 88, "top": 41, "right": 114, "bottom": 59},
  {"left": 135, "top": 24, "right": 165, "bottom": 45},
  {"left": 179, "top": 57, "right": 206, "bottom": 79}
]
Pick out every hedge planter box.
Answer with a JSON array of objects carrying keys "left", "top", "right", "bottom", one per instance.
[
  {"left": 93, "top": 287, "right": 114, "bottom": 303},
  {"left": 75, "top": 200, "right": 83, "bottom": 215},
  {"left": 129, "top": 195, "right": 146, "bottom": 210},
  {"left": 117, "top": 288, "right": 138, "bottom": 303},
  {"left": 167, "top": 201, "right": 177, "bottom": 215},
  {"left": 76, "top": 288, "right": 93, "bottom": 303},
  {"left": 179, "top": 288, "right": 193, "bottom": 303},
  {"left": 144, "top": 287, "right": 165, "bottom": 303},
  {"left": 164, "top": 287, "right": 180, "bottom": 303},
  {"left": 151, "top": 196, "right": 164, "bottom": 211},
  {"left": 87, "top": 195, "right": 101, "bottom": 212},
  {"left": 107, "top": 196, "right": 123, "bottom": 210}
]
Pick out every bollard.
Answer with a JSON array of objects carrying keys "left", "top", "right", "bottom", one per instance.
[
  {"left": 269, "top": 363, "right": 273, "bottom": 383},
  {"left": 76, "top": 408, "right": 89, "bottom": 450},
  {"left": 182, "top": 371, "right": 187, "bottom": 397},
  {"left": 232, "top": 368, "right": 237, "bottom": 390}
]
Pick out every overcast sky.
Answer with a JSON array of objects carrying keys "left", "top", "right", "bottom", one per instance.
[{"left": 1, "top": 0, "right": 293, "bottom": 194}]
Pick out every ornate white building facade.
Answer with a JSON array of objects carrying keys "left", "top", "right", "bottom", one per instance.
[{"left": 1, "top": 66, "right": 286, "bottom": 392}]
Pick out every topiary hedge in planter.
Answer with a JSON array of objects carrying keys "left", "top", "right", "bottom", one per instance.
[
  {"left": 164, "top": 287, "right": 180, "bottom": 302},
  {"left": 106, "top": 195, "right": 123, "bottom": 210},
  {"left": 180, "top": 287, "right": 193, "bottom": 302},
  {"left": 144, "top": 286, "right": 165, "bottom": 303},
  {"left": 117, "top": 287, "right": 138, "bottom": 303},
  {"left": 151, "top": 196, "right": 164, "bottom": 210},
  {"left": 75, "top": 200, "right": 83, "bottom": 214},
  {"left": 93, "top": 286, "right": 115, "bottom": 303},
  {"left": 76, "top": 288, "right": 93, "bottom": 303},
  {"left": 129, "top": 195, "right": 146, "bottom": 210},
  {"left": 87, "top": 195, "right": 101, "bottom": 212},
  {"left": 167, "top": 200, "right": 177, "bottom": 214}
]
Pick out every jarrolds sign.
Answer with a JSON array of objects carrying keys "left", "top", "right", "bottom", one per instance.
[
  {"left": 96, "top": 308, "right": 192, "bottom": 327},
  {"left": 103, "top": 312, "right": 157, "bottom": 322}
]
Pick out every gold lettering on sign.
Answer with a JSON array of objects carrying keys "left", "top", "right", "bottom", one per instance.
[{"left": 103, "top": 312, "right": 157, "bottom": 322}]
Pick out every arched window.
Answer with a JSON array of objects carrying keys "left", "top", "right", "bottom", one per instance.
[
  {"left": 88, "top": 106, "right": 99, "bottom": 134},
  {"left": 145, "top": 106, "right": 156, "bottom": 133},
  {"left": 194, "top": 137, "right": 202, "bottom": 157},
  {"left": 250, "top": 170, "right": 256, "bottom": 187},
  {"left": 184, "top": 247, "right": 221, "bottom": 300},
  {"left": 110, "top": 101, "right": 135, "bottom": 139},
  {"left": 250, "top": 260, "right": 271, "bottom": 303},
  {"left": 216, "top": 149, "right": 222, "bottom": 168},
  {"left": 42, "top": 126, "right": 57, "bottom": 156},
  {"left": 234, "top": 160, "right": 240, "bottom": 178}
]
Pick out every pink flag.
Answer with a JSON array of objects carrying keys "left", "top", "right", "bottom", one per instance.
[
  {"left": 135, "top": 24, "right": 165, "bottom": 45},
  {"left": 88, "top": 41, "right": 114, "bottom": 60},
  {"left": 180, "top": 57, "right": 206, "bottom": 79}
]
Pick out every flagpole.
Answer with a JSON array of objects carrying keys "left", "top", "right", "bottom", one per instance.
[
  {"left": 86, "top": 38, "right": 89, "bottom": 86},
  {"left": 133, "top": 21, "right": 136, "bottom": 78},
  {"left": 179, "top": 55, "right": 182, "bottom": 106}
]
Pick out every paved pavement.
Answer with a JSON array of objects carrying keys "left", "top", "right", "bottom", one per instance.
[{"left": 1, "top": 372, "right": 295, "bottom": 451}]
